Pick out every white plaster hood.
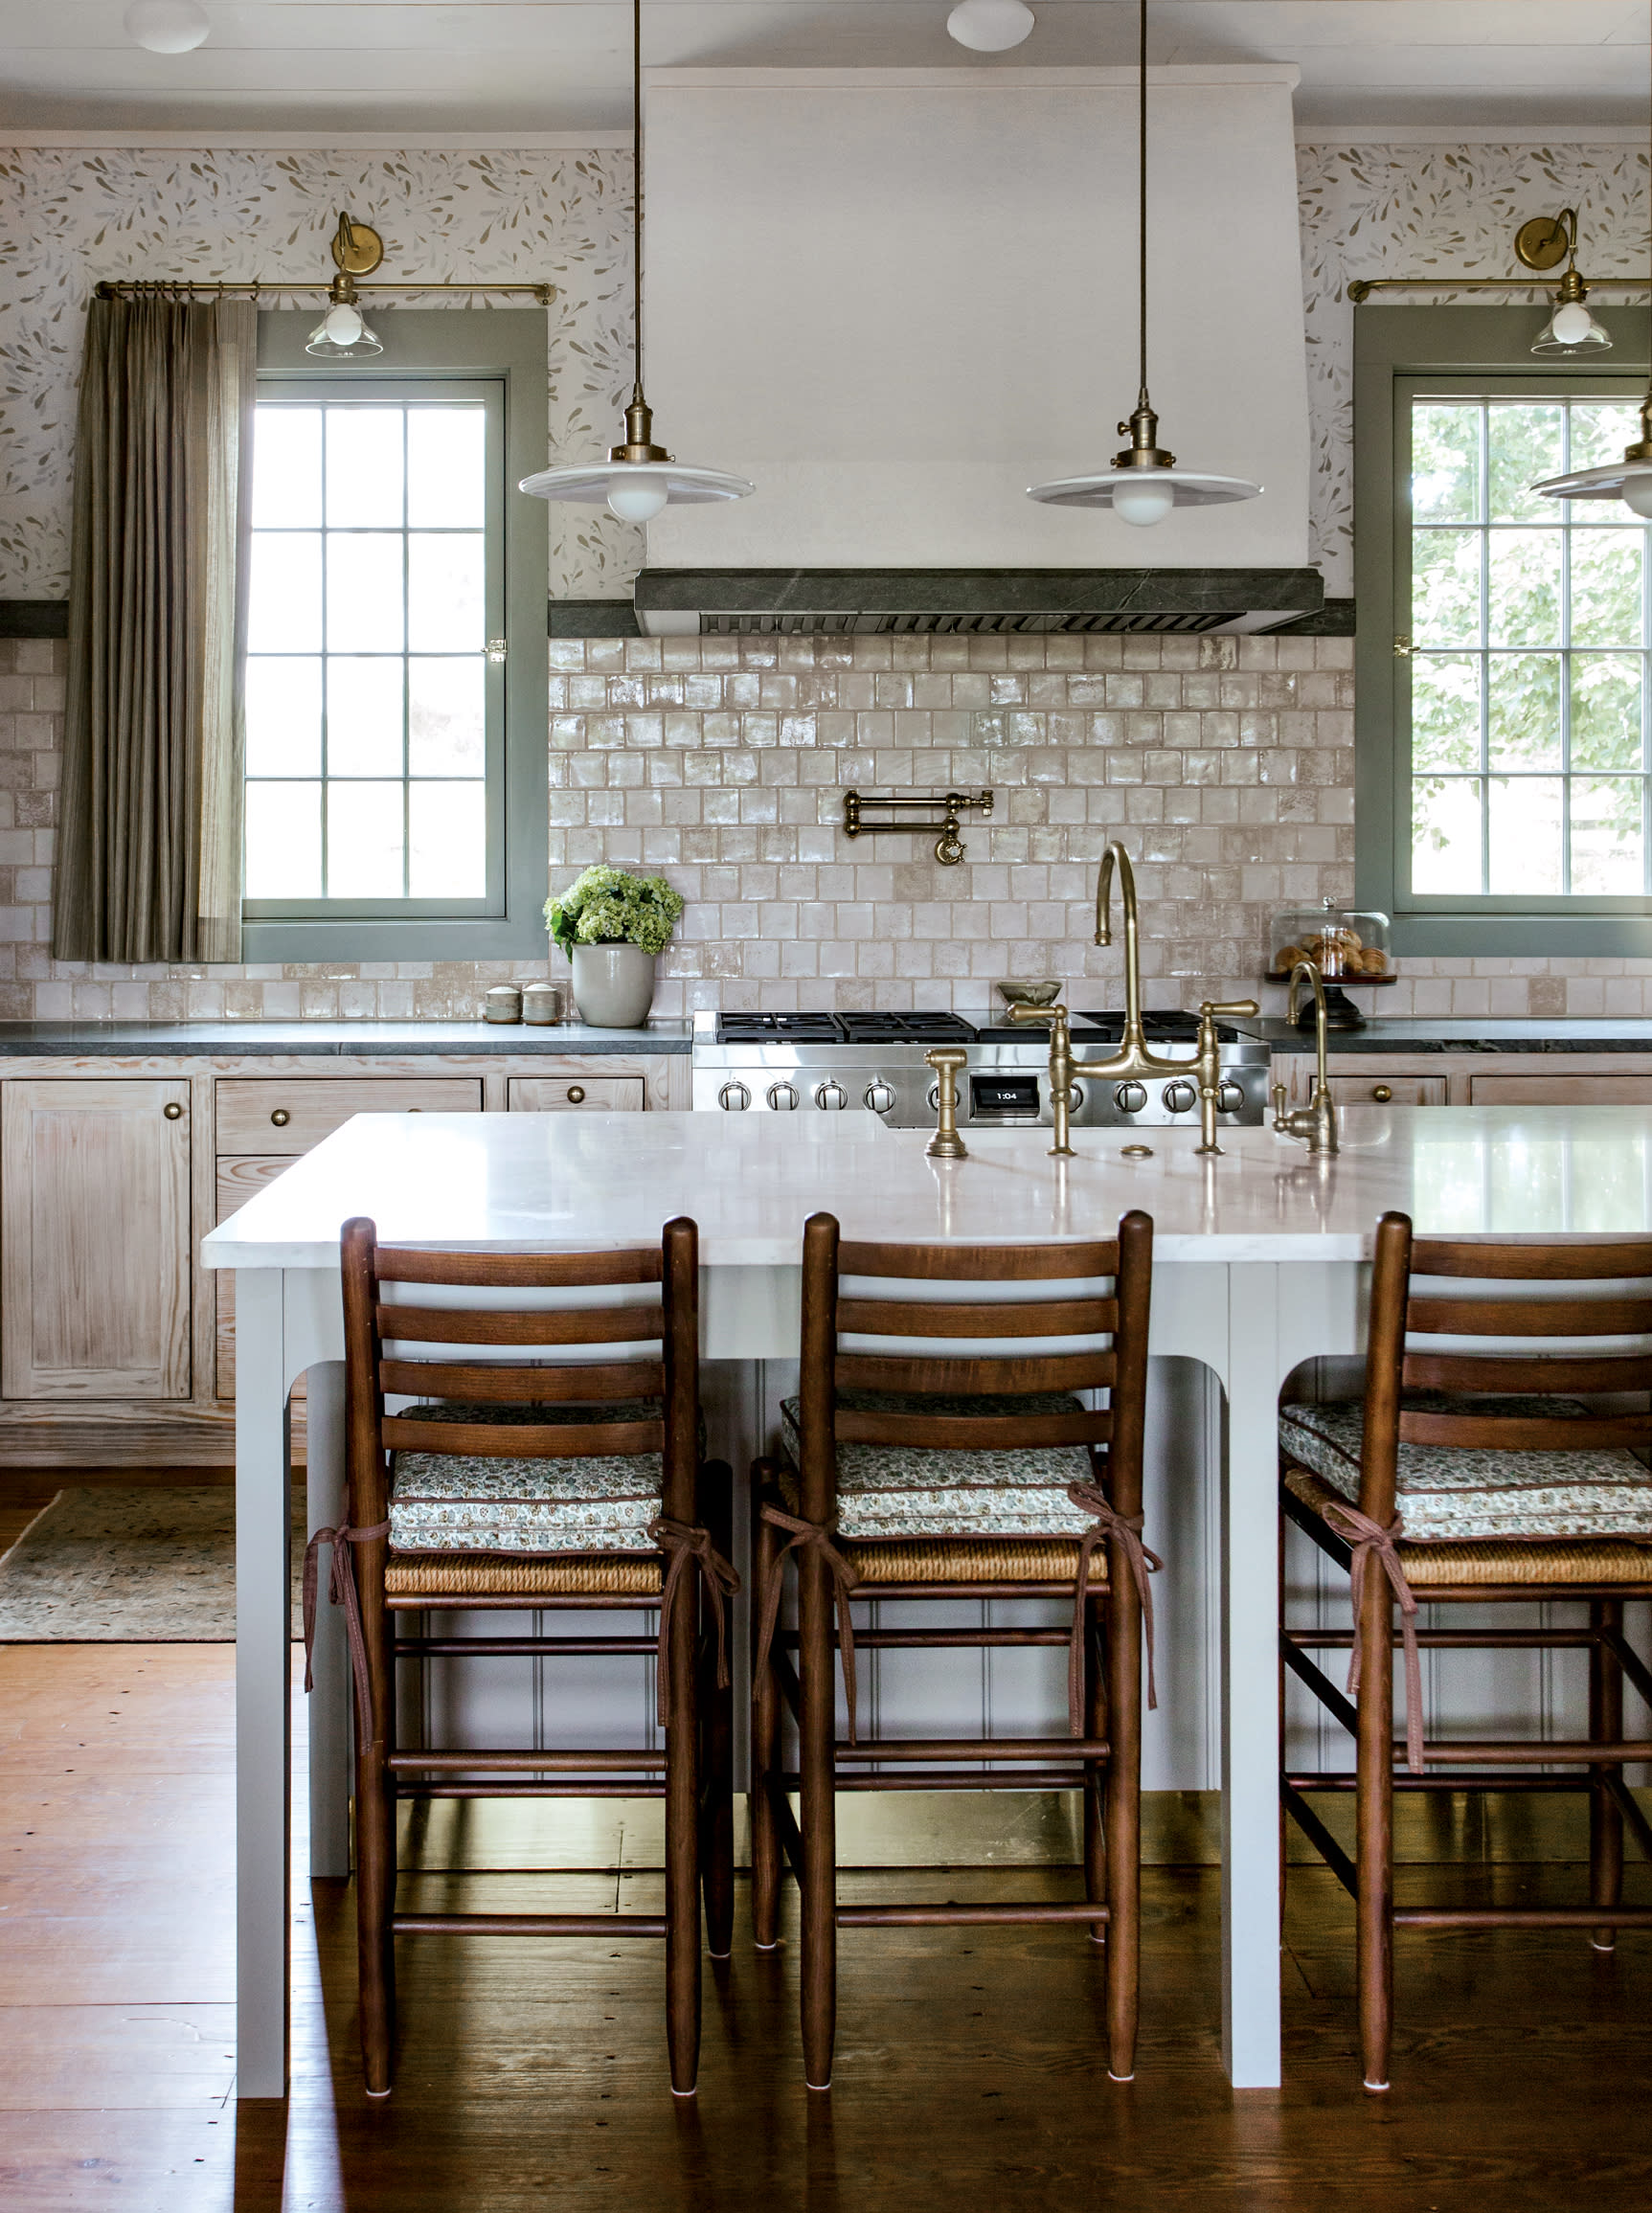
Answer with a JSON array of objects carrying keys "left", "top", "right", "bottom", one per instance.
[{"left": 641, "top": 64, "right": 1313, "bottom": 594}]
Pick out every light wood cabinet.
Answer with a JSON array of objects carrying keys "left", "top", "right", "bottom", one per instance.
[
  {"left": 1, "top": 1079, "right": 192, "bottom": 1400},
  {"left": 215, "top": 1076, "right": 482, "bottom": 1155},
  {"left": 1467, "top": 1073, "right": 1652, "bottom": 1106},
  {"left": 1327, "top": 1073, "right": 1447, "bottom": 1108},
  {"left": 508, "top": 1075, "right": 646, "bottom": 1112}
]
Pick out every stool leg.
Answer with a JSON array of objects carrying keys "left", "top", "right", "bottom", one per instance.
[
  {"left": 1082, "top": 1592, "right": 1108, "bottom": 1946},
  {"left": 1589, "top": 1598, "right": 1624, "bottom": 1953},
  {"left": 699, "top": 1462, "right": 735, "bottom": 1961},
  {"left": 750, "top": 1471, "right": 785, "bottom": 1952},
  {"left": 1103, "top": 1560, "right": 1141, "bottom": 2083},
  {"left": 1355, "top": 1569, "right": 1394, "bottom": 2093},
  {"left": 798, "top": 1543, "right": 838, "bottom": 2090},
  {"left": 665, "top": 1566, "right": 702, "bottom": 2096}
]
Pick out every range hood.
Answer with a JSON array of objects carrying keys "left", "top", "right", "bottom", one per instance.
[{"left": 623, "top": 566, "right": 1328, "bottom": 638}]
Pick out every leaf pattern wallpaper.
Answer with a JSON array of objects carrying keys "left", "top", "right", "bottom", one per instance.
[
  {"left": 1296, "top": 140, "right": 1651, "bottom": 597},
  {"left": 0, "top": 146, "right": 645, "bottom": 598}
]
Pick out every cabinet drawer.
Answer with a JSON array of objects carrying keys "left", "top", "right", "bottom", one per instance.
[
  {"left": 215, "top": 1078, "right": 482, "bottom": 1155},
  {"left": 1468, "top": 1073, "right": 1652, "bottom": 1106},
  {"left": 508, "top": 1076, "right": 646, "bottom": 1113},
  {"left": 1327, "top": 1074, "right": 1446, "bottom": 1108}
]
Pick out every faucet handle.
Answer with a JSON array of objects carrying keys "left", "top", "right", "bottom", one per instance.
[
  {"left": 1270, "top": 1081, "right": 1289, "bottom": 1120},
  {"left": 1007, "top": 1000, "right": 1068, "bottom": 1026},
  {"left": 1198, "top": 997, "right": 1260, "bottom": 1022}
]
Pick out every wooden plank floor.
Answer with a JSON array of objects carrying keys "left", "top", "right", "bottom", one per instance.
[{"left": 1, "top": 1637, "right": 1650, "bottom": 2212}]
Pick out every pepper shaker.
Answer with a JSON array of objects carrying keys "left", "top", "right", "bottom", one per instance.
[
  {"left": 484, "top": 983, "right": 523, "bottom": 1024},
  {"left": 522, "top": 982, "right": 565, "bottom": 1027}
]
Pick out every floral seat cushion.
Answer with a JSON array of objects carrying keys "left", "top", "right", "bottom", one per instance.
[
  {"left": 391, "top": 1400, "right": 663, "bottom": 1555},
  {"left": 779, "top": 1389, "right": 1100, "bottom": 1540},
  {"left": 1279, "top": 1394, "right": 1652, "bottom": 1545}
]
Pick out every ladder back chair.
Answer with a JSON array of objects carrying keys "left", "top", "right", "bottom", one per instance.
[
  {"left": 1280, "top": 1209, "right": 1652, "bottom": 2090},
  {"left": 315, "top": 1214, "right": 737, "bottom": 2099},
  {"left": 752, "top": 1208, "right": 1155, "bottom": 2089}
]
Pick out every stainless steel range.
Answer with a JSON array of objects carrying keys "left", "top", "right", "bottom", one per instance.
[{"left": 691, "top": 1008, "right": 1271, "bottom": 1132}]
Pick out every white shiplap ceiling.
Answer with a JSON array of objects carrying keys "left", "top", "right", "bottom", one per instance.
[{"left": 0, "top": 2, "right": 1646, "bottom": 139}]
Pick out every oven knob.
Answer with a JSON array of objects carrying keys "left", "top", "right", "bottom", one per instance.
[
  {"left": 717, "top": 1081, "right": 751, "bottom": 1112},
  {"left": 928, "top": 1083, "right": 940, "bottom": 1112},
  {"left": 1217, "top": 1079, "right": 1246, "bottom": 1114},
  {"left": 864, "top": 1080, "right": 895, "bottom": 1114},
  {"left": 767, "top": 1081, "right": 799, "bottom": 1112},
  {"left": 814, "top": 1079, "right": 848, "bottom": 1111},
  {"left": 1162, "top": 1079, "right": 1197, "bottom": 1114},
  {"left": 1066, "top": 1083, "right": 1083, "bottom": 1115},
  {"left": 1114, "top": 1082, "right": 1146, "bottom": 1115}
]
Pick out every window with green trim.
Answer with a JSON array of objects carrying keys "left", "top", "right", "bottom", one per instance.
[{"left": 1354, "top": 306, "right": 1652, "bottom": 957}]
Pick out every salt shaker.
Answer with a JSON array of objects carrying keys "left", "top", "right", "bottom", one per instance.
[
  {"left": 484, "top": 983, "right": 523, "bottom": 1025},
  {"left": 522, "top": 982, "right": 565, "bottom": 1027}
]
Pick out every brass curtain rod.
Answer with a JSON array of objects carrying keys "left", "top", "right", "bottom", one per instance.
[
  {"left": 93, "top": 278, "right": 553, "bottom": 303},
  {"left": 1349, "top": 276, "right": 1646, "bottom": 302}
]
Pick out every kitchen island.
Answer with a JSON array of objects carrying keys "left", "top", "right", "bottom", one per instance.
[{"left": 203, "top": 1101, "right": 1652, "bottom": 2098}]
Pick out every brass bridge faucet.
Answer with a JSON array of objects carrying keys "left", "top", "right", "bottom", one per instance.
[
  {"left": 1007, "top": 841, "right": 1196, "bottom": 1158},
  {"left": 1270, "top": 959, "right": 1340, "bottom": 1155}
]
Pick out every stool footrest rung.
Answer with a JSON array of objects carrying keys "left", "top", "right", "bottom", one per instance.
[
  {"left": 387, "top": 1749, "right": 667, "bottom": 1773},
  {"left": 777, "top": 1768, "right": 1094, "bottom": 1792},
  {"left": 1392, "top": 1907, "right": 1652, "bottom": 1931},
  {"left": 833, "top": 1736, "right": 1107, "bottom": 1764},
  {"left": 393, "top": 1912, "right": 667, "bottom": 1937},
  {"left": 396, "top": 1780, "right": 667, "bottom": 1799},
  {"left": 837, "top": 1901, "right": 1109, "bottom": 1928}
]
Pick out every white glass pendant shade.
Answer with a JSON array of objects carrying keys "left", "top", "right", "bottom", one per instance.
[
  {"left": 947, "top": 0, "right": 1035, "bottom": 51},
  {"left": 519, "top": 461, "right": 754, "bottom": 516},
  {"left": 1028, "top": 468, "right": 1261, "bottom": 515},
  {"left": 124, "top": 0, "right": 209, "bottom": 52}
]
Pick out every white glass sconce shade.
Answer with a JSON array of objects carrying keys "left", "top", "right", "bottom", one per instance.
[{"left": 1531, "top": 299, "right": 1613, "bottom": 354}]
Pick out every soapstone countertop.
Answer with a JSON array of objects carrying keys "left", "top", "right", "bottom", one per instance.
[
  {"left": 1256, "top": 1017, "right": 1652, "bottom": 1054},
  {"left": 201, "top": 1100, "right": 1652, "bottom": 1273},
  {"left": 0, "top": 1018, "right": 692, "bottom": 1057}
]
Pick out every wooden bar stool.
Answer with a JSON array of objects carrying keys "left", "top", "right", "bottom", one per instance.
[
  {"left": 1280, "top": 1209, "right": 1652, "bottom": 2090},
  {"left": 310, "top": 1214, "right": 736, "bottom": 2098},
  {"left": 751, "top": 1208, "right": 1155, "bottom": 2090}
]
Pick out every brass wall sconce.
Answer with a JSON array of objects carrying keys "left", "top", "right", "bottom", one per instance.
[
  {"left": 306, "top": 213, "right": 386, "bottom": 358},
  {"left": 843, "top": 789, "right": 994, "bottom": 866},
  {"left": 1347, "top": 206, "right": 1636, "bottom": 350}
]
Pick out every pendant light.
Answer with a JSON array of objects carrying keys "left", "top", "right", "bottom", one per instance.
[
  {"left": 1026, "top": 0, "right": 1259, "bottom": 525},
  {"left": 1530, "top": 1, "right": 1652, "bottom": 517},
  {"left": 518, "top": 0, "right": 753, "bottom": 526}
]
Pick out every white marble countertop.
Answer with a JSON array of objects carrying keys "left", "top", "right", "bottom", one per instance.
[{"left": 199, "top": 1102, "right": 1652, "bottom": 1271}]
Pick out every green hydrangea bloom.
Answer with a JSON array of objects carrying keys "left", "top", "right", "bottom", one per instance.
[{"left": 545, "top": 867, "right": 685, "bottom": 959}]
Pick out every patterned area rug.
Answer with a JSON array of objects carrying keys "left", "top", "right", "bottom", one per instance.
[{"left": 0, "top": 1486, "right": 306, "bottom": 1640}]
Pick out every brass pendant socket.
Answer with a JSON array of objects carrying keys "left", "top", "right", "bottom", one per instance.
[
  {"left": 1625, "top": 393, "right": 1652, "bottom": 467},
  {"left": 1111, "top": 397, "right": 1176, "bottom": 472},
  {"left": 609, "top": 397, "right": 671, "bottom": 465}
]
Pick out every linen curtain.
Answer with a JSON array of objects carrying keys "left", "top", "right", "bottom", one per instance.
[{"left": 53, "top": 294, "right": 256, "bottom": 963}]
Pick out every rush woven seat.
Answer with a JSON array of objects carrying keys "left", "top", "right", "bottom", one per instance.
[
  {"left": 315, "top": 1215, "right": 736, "bottom": 2102},
  {"left": 1280, "top": 1214, "right": 1652, "bottom": 2094},
  {"left": 753, "top": 1209, "right": 1156, "bottom": 2091}
]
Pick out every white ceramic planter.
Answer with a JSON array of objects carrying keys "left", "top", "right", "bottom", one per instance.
[{"left": 570, "top": 943, "right": 657, "bottom": 1028}]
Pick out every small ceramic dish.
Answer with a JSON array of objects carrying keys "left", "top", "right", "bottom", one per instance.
[{"left": 996, "top": 979, "right": 1062, "bottom": 1008}]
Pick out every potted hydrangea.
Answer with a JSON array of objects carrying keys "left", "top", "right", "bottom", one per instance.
[{"left": 545, "top": 866, "right": 685, "bottom": 1028}]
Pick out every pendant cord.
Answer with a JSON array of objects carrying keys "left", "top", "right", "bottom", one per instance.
[
  {"left": 632, "top": 0, "right": 645, "bottom": 409},
  {"left": 1137, "top": 0, "right": 1148, "bottom": 407}
]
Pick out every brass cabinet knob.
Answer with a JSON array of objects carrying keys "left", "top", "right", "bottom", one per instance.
[
  {"left": 1372, "top": 1084, "right": 1393, "bottom": 1102},
  {"left": 163, "top": 1101, "right": 184, "bottom": 1120},
  {"left": 566, "top": 1085, "right": 586, "bottom": 1104},
  {"left": 269, "top": 1108, "right": 290, "bottom": 1126}
]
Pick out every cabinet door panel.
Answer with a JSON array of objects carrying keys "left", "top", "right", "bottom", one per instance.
[
  {"left": 1467, "top": 1073, "right": 1652, "bottom": 1106},
  {"left": 508, "top": 1076, "right": 646, "bottom": 1113},
  {"left": 215, "top": 1077, "right": 482, "bottom": 1156},
  {"left": 2, "top": 1079, "right": 192, "bottom": 1399},
  {"left": 215, "top": 1156, "right": 297, "bottom": 1401}
]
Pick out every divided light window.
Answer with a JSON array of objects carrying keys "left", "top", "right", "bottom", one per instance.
[
  {"left": 1407, "top": 394, "right": 1650, "bottom": 898},
  {"left": 244, "top": 387, "right": 503, "bottom": 913}
]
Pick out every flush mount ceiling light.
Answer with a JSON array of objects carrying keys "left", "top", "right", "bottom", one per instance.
[
  {"left": 1530, "top": 2, "right": 1652, "bottom": 519},
  {"left": 946, "top": 0, "right": 1035, "bottom": 53},
  {"left": 1026, "top": 0, "right": 1259, "bottom": 526},
  {"left": 518, "top": 0, "right": 753, "bottom": 526},
  {"left": 124, "top": 0, "right": 209, "bottom": 52},
  {"left": 1518, "top": 209, "right": 1614, "bottom": 356},
  {"left": 303, "top": 214, "right": 385, "bottom": 359}
]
